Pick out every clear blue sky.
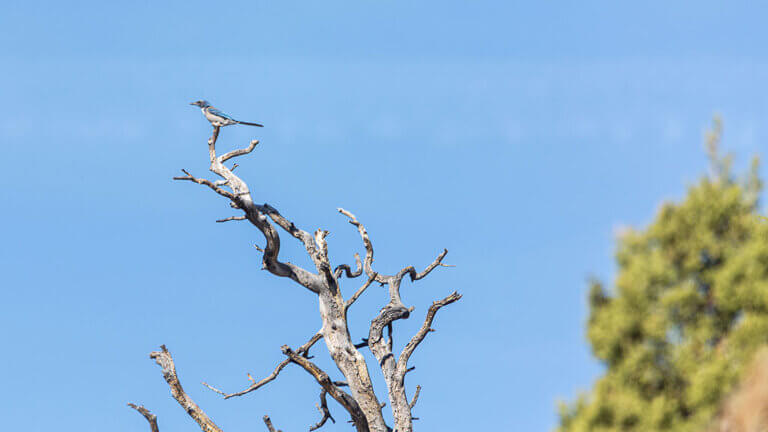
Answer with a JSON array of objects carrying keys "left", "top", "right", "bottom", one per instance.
[{"left": 1, "top": 2, "right": 767, "bottom": 431}]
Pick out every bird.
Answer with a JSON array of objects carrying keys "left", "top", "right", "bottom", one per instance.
[{"left": 190, "top": 100, "right": 263, "bottom": 128}]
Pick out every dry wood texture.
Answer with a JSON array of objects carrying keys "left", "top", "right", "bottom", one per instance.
[{"left": 130, "top": 126, "right": 461, "bottom": 432}]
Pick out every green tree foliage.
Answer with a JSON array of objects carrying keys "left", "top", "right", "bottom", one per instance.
[{"left": 558, "top": 119, "right": 767, "bottom": 432}]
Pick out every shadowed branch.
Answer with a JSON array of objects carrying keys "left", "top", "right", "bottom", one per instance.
[{"left": 310, "top": 388, "right": 336, "bottom": 431}]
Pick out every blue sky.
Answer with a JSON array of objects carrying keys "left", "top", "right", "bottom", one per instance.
[{"left": 1, "top": 1, "right": 767, "bottom": 431}]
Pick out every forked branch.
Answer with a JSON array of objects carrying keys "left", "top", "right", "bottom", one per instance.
[
  {"left": 281, "top": 345, "right": 369, "bottom": 432},
  {"left": 335, "top": 207, "right": 458, "bottom": 432},
  {"left": 310, "top": 388, "right": 336, "bottom": 431}
]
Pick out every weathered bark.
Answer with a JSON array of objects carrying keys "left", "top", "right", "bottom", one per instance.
[
  {"left": 318, "top": 289, "right": 388, "bottom": 432},
  {"left": 150, "top": 345, "right": 223, "bottom": 432},
  {"left": 132, "top": 126, "right": 460, "bottom": 432}
]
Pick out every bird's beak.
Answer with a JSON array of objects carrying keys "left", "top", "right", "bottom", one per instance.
[{"left": 189, "top": 102, "right": 197, "bottom": 106}]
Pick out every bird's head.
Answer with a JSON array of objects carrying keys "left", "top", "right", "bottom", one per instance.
[{"left": 190, "top": 100, "right": 211, "bottom": 108}]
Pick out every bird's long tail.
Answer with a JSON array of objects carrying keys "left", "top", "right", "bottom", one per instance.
[{"left": 237, "top": 120, "right": 264, "bottom": 127}]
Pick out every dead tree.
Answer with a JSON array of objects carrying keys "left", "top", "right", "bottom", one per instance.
[{"left": 128, "top": 126, "right": 461, "bottom": 432}]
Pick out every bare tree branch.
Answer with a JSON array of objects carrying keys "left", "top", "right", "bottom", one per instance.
[
  {"left": 337, "top": 208, "right": 386, "bottom": 284},
  {"left": 338, "top": 209, "right": 452, "bottom": 285},
  {"left": 334, "top": 253, "right": 363, "bottom": 279},
  {"left": 263, "top": 415, "right": 281, "bottom": 432},
  {"left": 345, "top": 272, "right": 378, "bottom": 310},
  {"left": 369, "top": 276, "right": 412, "bottom": 348},
  {"left": 257, "top": 203, "right": 322, "bottom": 264},
  {"left": 298, "top": 332, "right": 324, "bottom": 358},
  {"left": 183, "top": 131, "right": 387, "bottom": 431},
  {"left": 337, "top": 210, "right": 450, "bottom": 337},
  {"left": 215, "top": 215, "right": 247, "bottom": 223},
  {"left": 166, "top": 124, "right": 463, "bottom": 432},
  {"left": 127, "top": 403, "right": 159, "bottom": 432},
  {"left": 281, "top": 345, "right": 370, "bottom": 432},
  {"left": 203, "top": 333, "right": 323, "bottom": 399},
  {"left": 398, "top": 292, "right": 462, "bottom": 375},
  {"left": 175, "top": 127, "right": 323, "bottom": 293},
  {"left": 409, "top": 385, "right": 421, "bottom": 410},
  {"left": 201, "top": 359, "right": 289, "bottom": 400},
  {"left": 220, "top": 139, "right": 259, "bottom": 162},
  {"left": 149, "top": 345, "right": 223, "bottom": 432},
  {"left": 309, "top": 388, "right": 336, "bottom": 431},
  {"left": 173, "top": 169, "right": 236, "bottom": 201},
  {"left": 336, "top": 208, "right": 457, "bottom": 432},
  {"left": 395, "top": 249, "right": 452, "bottom": 282}
]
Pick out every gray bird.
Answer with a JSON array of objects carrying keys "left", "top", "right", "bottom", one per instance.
[{"left": 190, "top": 100, "right": 264, "bottom": 128}]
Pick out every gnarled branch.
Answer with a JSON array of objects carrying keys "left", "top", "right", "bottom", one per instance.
[
  {"left": 174, "top": 127, "right": 323, "bottom": 294},
  {"left": 310, "top": 388, "right": 336, "bottom": 431},
  {"left": 337, "top": 208, "right": 386, "bottom": 284},
  {"left": 395, "top": 249, "right": 452, "bottom": 283},
  {"left": 336, "top": 209, "right": 456, "bottom": 432},
  {"left": 257, "top": 203, "right": 322, "bottom": 266},
  {"left": 335, "top": 253, "right": 363, "bottom": 279},
  {"left": 164, "top": 124, "right": 464, "bottom": 432}
]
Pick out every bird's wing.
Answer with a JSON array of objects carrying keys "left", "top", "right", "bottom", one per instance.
[{"left": 207, "top": 107, "right": 236, "bottom": 120}]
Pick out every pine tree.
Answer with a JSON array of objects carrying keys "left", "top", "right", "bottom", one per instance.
[{"left": 558, "top": 118, "right": 767, "bottom": 432}]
